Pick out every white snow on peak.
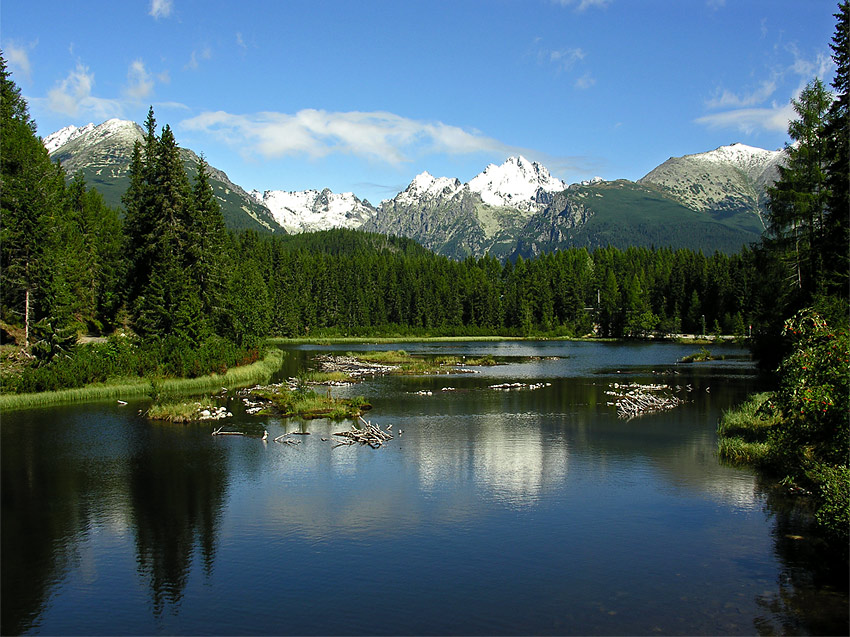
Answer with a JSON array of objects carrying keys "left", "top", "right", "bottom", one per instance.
[
  {"left": 251, "top": 188, "right": 374, "bottom": 234},
  {"left": 43, "top": 118, "right": 142, "bottom": 154},
  {"left": 398, "top": 171, "right": 463, "bottom": 203},
  {"left": 467, "top": 155, "right": 565, "bottom": 208},
  {"left": 42, "top": 122, "right": 96, "bottom": 154},
  {"left": 690, "top": 142, "right": 781, "bottom": 169}
]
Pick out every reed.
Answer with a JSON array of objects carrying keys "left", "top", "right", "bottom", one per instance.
[
  {"left": 0, "top": 349, "right": 284, "bottom": 412},
  {"left": 147, "top": 400, "right": 209, "bottom": 423},
  {"left": 717, "top": 392, "right": 779, "bottom": 467},
  {"left": 252, "top": 386, "right": 369, "bottom": 420}
]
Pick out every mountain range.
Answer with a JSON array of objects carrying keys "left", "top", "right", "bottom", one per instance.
[
  {"left": 44, "top": 119, "right": 281, "bottom": 233},
  {"left": 44, "top": 120, "right": 785, "bottom": 258}
]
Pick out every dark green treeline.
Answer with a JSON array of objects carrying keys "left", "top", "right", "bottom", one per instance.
[{"left": 235, "top": 229, "right": 763, "bottom": 339}]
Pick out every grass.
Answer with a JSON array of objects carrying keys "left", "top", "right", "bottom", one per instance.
[
  {"left": 355, "top": 350, "right": 486, "bottom": 375},
  {"left": 298, "top": 370, "right": 351, "bottom": 384},
  {"left": 717, "top": 392, "right": 781, "bottom": 467},
  {"left": 679, "top": 347, "right": 723, "bottom": 363},
  {"left": 251, "top": 386, "right": 370, "bottom": 420},
  {"left": 147, "top": 400, "right": 215, "bottom": 423},
  {"left": 0, "top": 349, "right": 284, "bottom": 411}
]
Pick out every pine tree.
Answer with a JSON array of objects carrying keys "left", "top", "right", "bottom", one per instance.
[
  {"left": 822, "top": 1, "right": 850, "bottom": 296},
  {"left": 0, "top": 53, "right": 68, "bottom": 348},
  {"left": 766, "top": 78, "right": 833, "bottom": 300}
]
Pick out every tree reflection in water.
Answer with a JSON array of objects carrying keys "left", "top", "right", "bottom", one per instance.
[
  {"left": 129, "top": 422, "right": 228, "bottom": 617},
  {"left": 751, "top": 474, "right": 849, "bottom": 636}
]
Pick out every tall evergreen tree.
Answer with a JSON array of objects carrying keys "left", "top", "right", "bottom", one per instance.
[
  {"left": 822, "top": 1, "right": 850, "bottom": 296},
  {"left": 766, "top": 78, "right": 833, "bottom": 301},
  {"left": 0, "top": 53, "right": 68, "bottom": 348}
]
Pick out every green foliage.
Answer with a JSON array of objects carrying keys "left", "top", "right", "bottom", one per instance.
[
  {"left": 770, "top": 309, "right": 850, "bottom": 468},
  {"left": 3, "top": 333, "right": 262, "bottom": 394},
  {"left": 807, "top": 463, "right": 849, "bottom": 544}
]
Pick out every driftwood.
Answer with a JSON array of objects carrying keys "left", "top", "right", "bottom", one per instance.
[
  {"left": 332, "top": 416, "right": 394, "bottom": 448},
  {"left": 211, "top": 427, "right": 246, "bottom": 436},
  {"left": 274, "top": 433, "right": 301, "bottom": 446},
  {"left": 605, "top": 382, "right": 685, "bottom": 420},
  {"left": 315, "top": 355, "right": 399, "bottom": 378}
]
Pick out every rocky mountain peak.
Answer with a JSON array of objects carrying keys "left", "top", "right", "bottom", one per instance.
[{"left": 467, "top": 155, "right": 565, "bottom": 209}]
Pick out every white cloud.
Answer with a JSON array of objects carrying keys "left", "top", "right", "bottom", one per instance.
[
  {"left": 47, "top": 62, "right": 95, "bottom": 115},
  {"left": 149, "top": 0, "right": 173, "bottom": 19},
  {"left": 695, "top": 103, "right": 795, "bottom": 134},
  {"left": 548, "top": 47, "right": 586, "bottom": 71},
  {"left": 124, "top": 59, "right": 154, "bottom": 100},
  {"left": 5, "top": 41, "right": 34, "bottom": 82},
  {"left": 185, "top": 46, "right": 212, "bottom": 70},
  {"left": 553, "top": 0, "right": 610, "bottom": 10},
  {"left": 44, "top": 63, "right": 121, "bottom": 119},
  {"left": 574, "top": 72, "right": 595, "bottom": 90},
  {"left": 697, "top": 48, "right": 835, "bottom": 135},
  {"left": 706, "top": 78, "right": 778, "bottom": 109},
  {"left": 181, "top": 109, "right": 518, "bottom": 164}
]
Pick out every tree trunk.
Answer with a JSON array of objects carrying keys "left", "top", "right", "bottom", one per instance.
[{"left": 24, "top": 287, "right": 30, "bottom": 348}]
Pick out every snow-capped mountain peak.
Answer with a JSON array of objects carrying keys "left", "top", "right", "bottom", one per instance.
[
  {"left": 42, "top": 122, "right": 96, "bottom": 154},
  {"left": 467, "top": 155, "right": 565, "bottom": 209},
  {"left": 250, "top": 188, "right": 376, "bottom": 234},
  {"left": 44, "top": 119, "right": 144, "bottom": 158},
  {"left": 397, "top": 171, "right": 463, "bottom": 203},
  {"left": 691, "top": 142, "right": 781, "bottom": 170}
]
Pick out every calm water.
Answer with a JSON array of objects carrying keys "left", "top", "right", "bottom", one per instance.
[{"left": 2, "top": 341, "right": 847, "bottom": 635}]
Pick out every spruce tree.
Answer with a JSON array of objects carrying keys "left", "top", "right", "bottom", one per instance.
[
  {"left": 0, "top": 53, "right": 68, "bottom": 348},
  {"left": 766, "top": 78, "right": 833, "bottom": 301},
  {"left": 822, "top": 1, "right": 850, "bottom": 297}
]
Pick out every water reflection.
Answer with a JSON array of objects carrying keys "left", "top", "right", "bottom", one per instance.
[
  {"left": 1, "top": 342, "right": 846, "bottom": 635},
  {"left": 128, "top": 422, "right": 228, "bottom": 616}
]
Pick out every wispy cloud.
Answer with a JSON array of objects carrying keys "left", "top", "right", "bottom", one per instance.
[
  {"left": 44, "top": 62, "right": 121, "bottom": 119},
  {"left": 149, "top": 0, "right": 173, "bottom": 19},
  {"left": 185, "top": 46, "right": 212, "bottom": 70},
  {"left": 705, "top": 78, "right": 778, "bottom": 109},
  {"left": 180, "top": 109, "right": 517, "bottom": 164},
  {"left": 574, "top": 72, "right": 595, "bottom": 90},
  {"left": 695, "top": 104, "right": 795, "bottom": 134},
  {"left": 697, "top": 49, "right": 835, "bottom": 135},
  {"left": 5, "top": 40, "right": 34, "bottom": 82},
  {"left": 534, "top": 39, "right": 593, "bottom": 88},
  {"left": 548, "top": 47, "right": 586, "bottom": 71},
  {"left": 124, "top": 59, "right": 154, "bottom": 100},
  {"left": 552, "top": 0, "right": 611, "bottom": 10}
]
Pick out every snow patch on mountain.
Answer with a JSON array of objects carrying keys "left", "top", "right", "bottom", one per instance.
[
  {"left": 42, "top": 123, "right": 96, "bottom": 154},
  {"left": 686, "top": 142, "right": 784, "bottom": 182},
  {"left": 467, "top": 156, "right": 565, "bottom": 210},
  {"left": 396, "top": 171, "right": 463, "bottom": 204},
  {"left": 251, "top": 188, "right": 375, "bottom": 234}
]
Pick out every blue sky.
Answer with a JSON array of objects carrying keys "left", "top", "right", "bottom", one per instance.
[{"left": 2, "top": 0, "right": 839, "bottom": 204}]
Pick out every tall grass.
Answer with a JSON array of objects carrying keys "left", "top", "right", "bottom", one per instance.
[
  {"left": 0, "top": 349, "right": 283, "bottom": 412},
  {"left": 717, "top": 392, "right": 779, "bottom": 468}
]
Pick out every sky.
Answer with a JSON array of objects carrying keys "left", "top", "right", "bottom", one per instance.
[{"left": 2, "top": 0, "right": 840, "bottom": 204}]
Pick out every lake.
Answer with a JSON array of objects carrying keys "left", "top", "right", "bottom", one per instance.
[{"left": 2, "top": 341, "right": 847, "bottom": 635}]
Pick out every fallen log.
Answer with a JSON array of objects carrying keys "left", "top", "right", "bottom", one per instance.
[{"left": 211, "top": 427, "right": 246, "bottom": 436}]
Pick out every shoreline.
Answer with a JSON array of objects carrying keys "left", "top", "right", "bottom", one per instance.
[{"left": 0, "top": 349, "right": 284, "bottom": 412}]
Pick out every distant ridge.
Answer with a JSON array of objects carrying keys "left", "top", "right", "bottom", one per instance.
[
  {"left": 45, "top": 120, "right": 784, "bottom": 257},
  {"left": 45, "top": 119, "right": 284, "bottom": 234}
]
